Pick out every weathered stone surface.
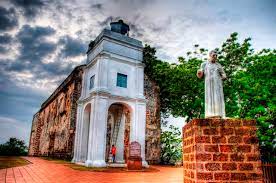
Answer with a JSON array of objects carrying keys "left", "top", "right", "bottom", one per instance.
[
  {"left": 28, "top": 65, "right": 84, "bottom": 159},
  {"left": 144, "top": 74, "right": 161, "bottom": 164},
  {"left": 129, "top": 141, "right": 141, "bottom": 157},
  {"left": 29, "top": 69, "right": 161, "bottom": 163}
]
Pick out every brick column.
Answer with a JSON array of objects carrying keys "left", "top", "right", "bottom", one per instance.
[{"left": 182, "top": 119, "right": 263, "bottom": 183}]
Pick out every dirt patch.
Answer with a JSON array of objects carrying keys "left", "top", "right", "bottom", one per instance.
[{"left": 0, "top": 156, "right": 30, "bottom": 169}]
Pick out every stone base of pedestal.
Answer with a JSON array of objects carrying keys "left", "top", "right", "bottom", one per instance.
[
  {"left": 127, "top": 156, "right": 142, "bottom": 170},
  {"left": 182, "top": 118, "right": 263, "bottom": 183}
]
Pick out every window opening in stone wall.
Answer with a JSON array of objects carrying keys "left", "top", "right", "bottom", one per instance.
[
  {"left": 116, "top": 73, "right": 127, "bottom": 88},
  {"left": 89, "top": 75, "right": 95, "bottom": 89}
]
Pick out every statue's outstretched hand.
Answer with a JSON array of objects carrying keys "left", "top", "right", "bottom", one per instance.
[{"left": 221, "top": 74, "right": 227, "bottom": 81}]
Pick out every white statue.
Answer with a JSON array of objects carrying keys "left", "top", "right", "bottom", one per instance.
[{"left": 197, "top": 50, "right": 226, "bottom": 118}]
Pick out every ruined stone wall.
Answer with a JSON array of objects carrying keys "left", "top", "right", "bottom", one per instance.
[
  {"left": 28, "top": 113, "right": 40, "bottom": 155},
  {"left": 144, "top": 74, "right": 161, "bottom": 164},
  {"left": 28, "top": 66, "right": 84, "bottom": 159},
  {"left": 29, "top": 68, "right": 161, "bottom": 162}
]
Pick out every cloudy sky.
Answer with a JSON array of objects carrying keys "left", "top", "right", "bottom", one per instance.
[{"left": 0, "top": 0, "right": 275, "bottom": 144}]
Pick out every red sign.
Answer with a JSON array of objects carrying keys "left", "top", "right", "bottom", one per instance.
[{"left": 129, "top": 141, "right": 141, "bottom": 157}]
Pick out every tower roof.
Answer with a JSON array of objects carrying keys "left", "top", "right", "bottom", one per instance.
[{"left": 110, "top": 19, "right": 130, "bottom": 35}]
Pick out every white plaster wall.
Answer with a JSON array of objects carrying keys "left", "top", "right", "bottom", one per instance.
[
  {"left": 87, "top": 39, "right": 143, "bottom": 63},
  {"left": 107, "top": 60, "right": 136, "bottom": 98},
  {"left": 80, "top": 104, "right": 90, "bottom": 161},
  {"left": 84, "top": 62, "right": 97, "bottom": 98},
  {"left": 84, "top": 58, "right": 144, "bottom": 100},
  {"left": 115, "top": 114, "right": 125, "bottom": 163},
  {"left": 74, "top": 29, "right": 147, "bottom": 167}
]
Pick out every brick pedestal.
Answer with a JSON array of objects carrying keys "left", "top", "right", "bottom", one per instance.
[
  {"left": 182, "top": 119, "right": 263, "bottom": 183},
  {"left": 127, "top": 156, "right": 142, "bottom": 170}
]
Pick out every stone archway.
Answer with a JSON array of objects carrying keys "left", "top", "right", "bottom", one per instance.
[
  {"left": 80, "top": 103, "right": 91, "bottom": 162},
  {"left": 105, "top": 103, "right": 131, "bottom": 163}
]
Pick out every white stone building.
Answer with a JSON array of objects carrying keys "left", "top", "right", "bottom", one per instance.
[{"left": 72, "top": 20, "right": 148, "bottom": 167}]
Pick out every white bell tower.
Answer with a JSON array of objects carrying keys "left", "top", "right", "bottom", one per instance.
[{"left": 72, "top": 20, "right": 147, "bottom": 167}]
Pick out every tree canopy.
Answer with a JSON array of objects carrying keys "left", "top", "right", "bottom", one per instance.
[
  {"left": 0, "top": 137, "right": 28, "bottom": 156},
  {"left": 143, "top": 32, "right": 276, "bottom": 162}
]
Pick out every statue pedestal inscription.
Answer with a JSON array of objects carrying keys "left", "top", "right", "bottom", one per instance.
[
  {"left": 127, "top": 141, "right": 142, "bottom": 170},
  {"left": 182, "top": 118, "right": 263, "bottom": 183}
]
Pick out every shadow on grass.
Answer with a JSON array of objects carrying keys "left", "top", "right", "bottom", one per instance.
[{"left": 0, "top": 156, "right": 30, "bottom": 169}]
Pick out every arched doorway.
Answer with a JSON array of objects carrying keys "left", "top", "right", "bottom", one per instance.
[
  {"left": 105, "top": 103, "right": 131, "bottom": 163},
  {"left": 80, "top": 103, "right": 91, "bottom": 162}
]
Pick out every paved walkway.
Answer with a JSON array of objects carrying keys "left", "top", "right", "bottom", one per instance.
[{"left": 0, "top": 157, "right": 183, "bottom": 183}]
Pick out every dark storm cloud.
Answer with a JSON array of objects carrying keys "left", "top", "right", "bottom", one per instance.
[
  {"left": 4, "top": 25, "right": 81, "bottom": 79},
  {"left": 91, "top": 3, "right": 103, "bottom": 10},
  {"left": 17, "top": 24, "right": 55, "bottom": 41},
  {"left": 0, "top": 69, "right": 44, "bottom": 122},
  {"left": 0, "top": 33, "right": 12, "bottom": 53},
  {"left": 98, "top": 16, "right": 114, "bottom": 27},
  {"left": 0, "top": 46, "right": 7, "bottom": 53},
  {"left": 42, "top": 58, "right": 76, "bottom": 77},
  {"left": 15, "top": 25, "right": 56, "bottom": 69},
  {"left": 10, "top": 0, "right": 45, "bottom": 18},
  {"left": 129, "top": 23, "right": 144, "bottom": 38},
  {"left": 59, "top": 35, "right": 86, "bottom": 57},
  {"left": 4, "top": 24, "right": 65, "bottom": 79},
  {"left": 111, "top": 0, "right": 154, "bottom": 5},
  {"left": 1, "top": 24, "right": 83, "bottom": 81},
  {"left": 0, "top": 34, "right": 12, "bottom": 44},
  {"left": 98, "top": 16, "right": 129, "bottom": 27},
  {"left": 0, "top": 6, "right": 18, "bottom": 32}
]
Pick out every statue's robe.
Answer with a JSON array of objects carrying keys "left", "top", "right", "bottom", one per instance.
[{"left": 200, "top": 61, "right": 226, "bottom": 118}]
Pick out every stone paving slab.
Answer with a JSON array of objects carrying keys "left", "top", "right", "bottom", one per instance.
[{"left": 0, "top": 157, "right": 183, "bottom": 183}]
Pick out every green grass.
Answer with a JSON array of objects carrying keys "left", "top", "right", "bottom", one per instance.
[
  {"left": 0, "top": 156, "right": 30, "bottom": 169},
  {"left": 68, "top": 164, "right": 160, "bottom": 173},
  {"left": 41, "top": 157, "right": 72, "bottom": 164},
  {"left": 69, "top": 164, "right": 126, "bottom": 172}
]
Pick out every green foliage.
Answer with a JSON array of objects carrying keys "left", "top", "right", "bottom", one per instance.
[
  {"left": 143, "top": 45, "right": 174, "bottom": 118},
  {"left": 143, "top": 33, "right": 276, "bottom": 162},
  {"left": 234, "top": 50, "right": 276, "bottom": 162},
  {"left": 160, "top": 125, "right": 182, "bottom": 164},
  {"left": 0, "top": 137, "right": 28, "bottom": 156}
]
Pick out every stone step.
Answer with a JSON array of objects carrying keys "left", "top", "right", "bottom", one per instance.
[{"left": 107, "top": 163, "right": 127, "bottom": 168}]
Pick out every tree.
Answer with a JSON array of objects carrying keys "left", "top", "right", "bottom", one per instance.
[
  {"left": 0, "top": 137, "right": 28, "bottom": 156},
  {"left": 160, "top": 125, "right": 182, "bottom": 164},
  {"left": 143, "top": 33, "right": 276, "bottom": 162},
  {"left": 234, "top": 50, "right": 276, "bottom": 162}
]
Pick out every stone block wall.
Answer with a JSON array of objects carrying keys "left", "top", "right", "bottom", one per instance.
[
  {"left": 29, "top": 69, "right": 161, "bottom": 163},
  {"left": 28, "top": 65, "right": 84, "bottom": 159},
  {"left": 144, "top": 74, "right": 161, "bottom": 164},
  {"left": 182, "top": 118, "right": 263, "bottom": 183},
  {"left": 28, "top": 113, "right": 40, "bottom": 155}
]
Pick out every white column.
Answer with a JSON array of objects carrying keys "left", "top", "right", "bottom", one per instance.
[
  {"left": 136, "top": 102, "right": 148, "bottom": 167},
  {"left": 136, "top": 64, "right": 144, "bottom": 99},
  {"left": 81, "top": 69, "right": 87, "bottom": 98},
  {"left": 98, "top": 56, "right": 109, "bottom": 92},
  {"left": 85, "top": 99, "right": 95, "bottom": 166},
  {"left": 86, "top": 96, "right": 109, "bottom": 167},
  {"left": 72, "top": 103, "right": 83, "bottom": 163}
]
